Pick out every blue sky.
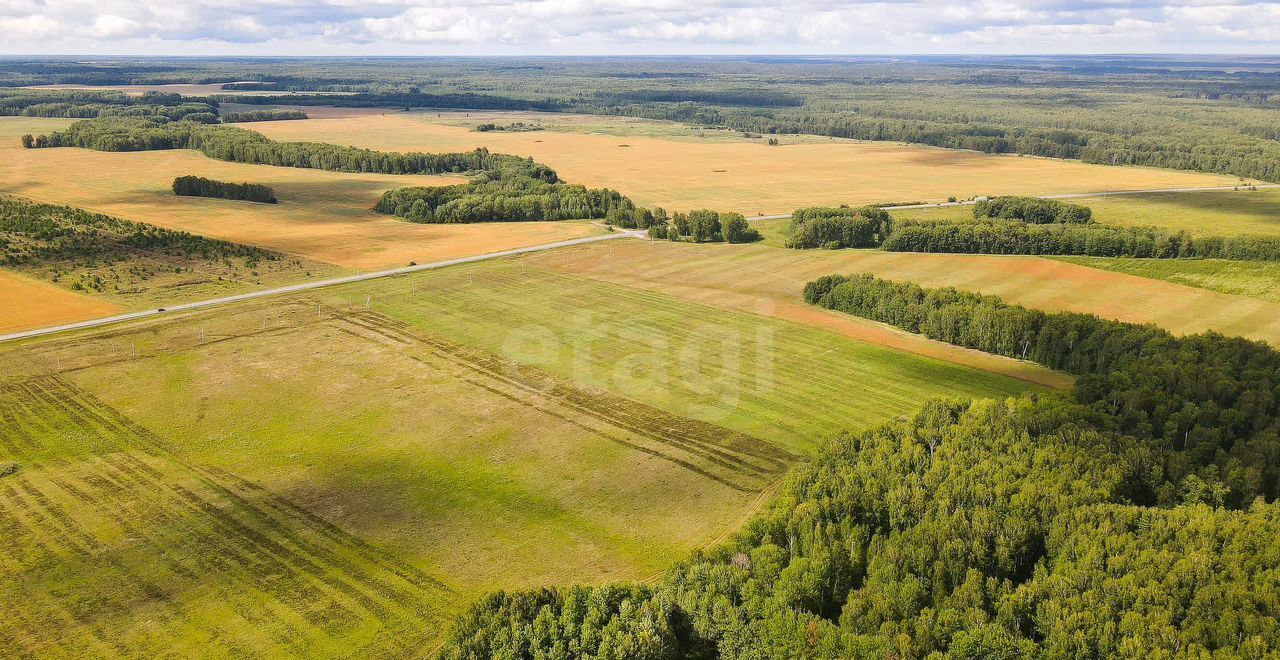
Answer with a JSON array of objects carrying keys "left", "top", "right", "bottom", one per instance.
[{"left": 1, "top": 1, "right": 1277, "bottom": 55}]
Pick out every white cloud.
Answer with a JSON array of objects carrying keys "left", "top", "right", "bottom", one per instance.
[{"left": 0, "top": 0, "right": 1277, "bottom": 54}]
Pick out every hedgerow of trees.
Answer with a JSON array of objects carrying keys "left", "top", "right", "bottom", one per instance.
[
  {"left": 648, "top": 209, "right": 760, "bottom": 243},
  {"left": 25, "top": 116, "right": 556, "bottom": 178},
  {"left": 882, "top": 220, "right": 1280, "bottom": 261},
  {"left": 374, "top": 176, "right": 631, "bottom": 223},
  {"left": 972, "top": 196, "right": 1093, "bottom": 223},
  {"left": 784, "top": 206, "right": 893, "bottom": 249},
  {"left": 219, "top": 109, "right": 308, "bottom": 123},
  {"left": 172, "top": 175, "right": 277, "bottom": 204}
]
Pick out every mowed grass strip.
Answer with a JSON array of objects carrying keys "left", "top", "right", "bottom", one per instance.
[
  {"left": 517, "top": 239, "right": 1280, "bottom": 349},
  {"left": 0, "top": 117, "right": 603, "bottom": 271},
  {"left": 325, "top": 260, "right": 1043, "bottom": 453},
  {"left": 892, "top": 188, "right": 1280, "bottom": 237},
  {"left": 249, "top": 111, "right": 1239, "bottom": 215}
]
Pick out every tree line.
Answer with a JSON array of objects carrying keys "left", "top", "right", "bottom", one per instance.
[
  {"left": 219, "top": 109, "right": 308, "bottom": 123},
  {"left": 805, "top": 272, "right": 1280, "bottom": 506},
  {"left": 0, "top": 90, "right": 217, "bottom": 121},
  {"left": 375, "top": 177, "right": 632, "bottom": 223},
  {"left": 172, "top": 175, "right": 277, "bottom": 204},
  {"left": 24, "top": 116, "right": 558, "bottom": 179},
  {"left": 784, "top": 206, "right": 893, "bottom": 249},
  {"left": 438, "top": 397, "right": 1280, "bottom": 658},
  {"left": 647, "top": 209, "right": 760, "bottom": 243},
  {"left": 881, "top": 220, "right": 1280, "bottom": 260},
  {"left": 972, "top": 195, "right": 1092, "bottom": 223}
]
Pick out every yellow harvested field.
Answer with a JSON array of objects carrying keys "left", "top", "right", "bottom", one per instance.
[
  {"left": 522, "top": 239, "right": 1280, "bottom": 349},
  {"left": 0, "top": 117, "right": 603, "bottom": 270},
  {"left": 0, "top": 269, "right": 121, "bottom": 333},
  {"left": 251, "top": 111, "right": 1240, "bottom": 214}
]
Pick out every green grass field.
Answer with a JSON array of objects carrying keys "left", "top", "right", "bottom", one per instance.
[
  {"left": 1055, "top": 257, "right": 1280, "bottom": 304},
  {"left": 0, "top": 249, "right": 1042, "bottom": 655},
  {"left": 890, "top": 188, "right": 1280, "bottom": 236}
]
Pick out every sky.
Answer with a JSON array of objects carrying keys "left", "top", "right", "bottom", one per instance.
[{"left": 0, "top": 0, "right": 1277, "bottom": 56}]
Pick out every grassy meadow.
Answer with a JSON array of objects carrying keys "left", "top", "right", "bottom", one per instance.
[
  {"left": 248, "top": 110, "right": 1240, "bottom": 215},
  {"left": 520, "top": 239, "right": 1280, "bottom": 347},
  {"left": 0, "top": 249, "right": 1044, "bottom": 654},
  {"left": 1055, "top": 257, "right": 1280, "bottom": 304},
  {"left": 891, "top": 188, "right": 1280, "bottom": 236}
]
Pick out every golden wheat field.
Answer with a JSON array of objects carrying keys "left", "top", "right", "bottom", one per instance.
[
  {"left": 249, "top": 110, "right": 1241, "bottom": 214},
  {"left": 0, "top": 269, "right": 122, "bottom": 333},
  {"left": 0, "top": 117, "right": 603, "bottom": 270}
]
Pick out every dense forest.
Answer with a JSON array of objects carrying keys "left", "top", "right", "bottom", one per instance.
[
  {"left": 881, "top": 221, "right": 1280, "bottom": 261},
  {"left": 805, "top": 273, "right": 1280, "bottom": 505},
  {"left": 219, "top": 109, "right": 308, "bottom": 123},
  {"left": 440, "top": 398, "right": 1280, "bottom": 658},
  {"left": 1, "top": 89, "right": 217, "bottom": 120},
  {"left": 972, "top": 196, "right": 1093, "bottom": 224},
  {"left": 784, "top": 206, "right": 893, "bottom": 249},
  {"left": 172, "top": 175, "right": 277, "bottom": 204}
]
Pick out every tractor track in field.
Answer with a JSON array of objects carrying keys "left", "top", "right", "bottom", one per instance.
[
  {"left": 334, "top": 308, "right": 799, "bottom": 492},
  {"left": 0, "top": 375, "right": 452, "bottom": 657}
]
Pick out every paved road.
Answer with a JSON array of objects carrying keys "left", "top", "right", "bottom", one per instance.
[
  {"left": 4, "top": 182, "right": 1277, "bottom": 344},
  {"left": 0, "top": 229, "right": 644, "bottom": 344}
]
